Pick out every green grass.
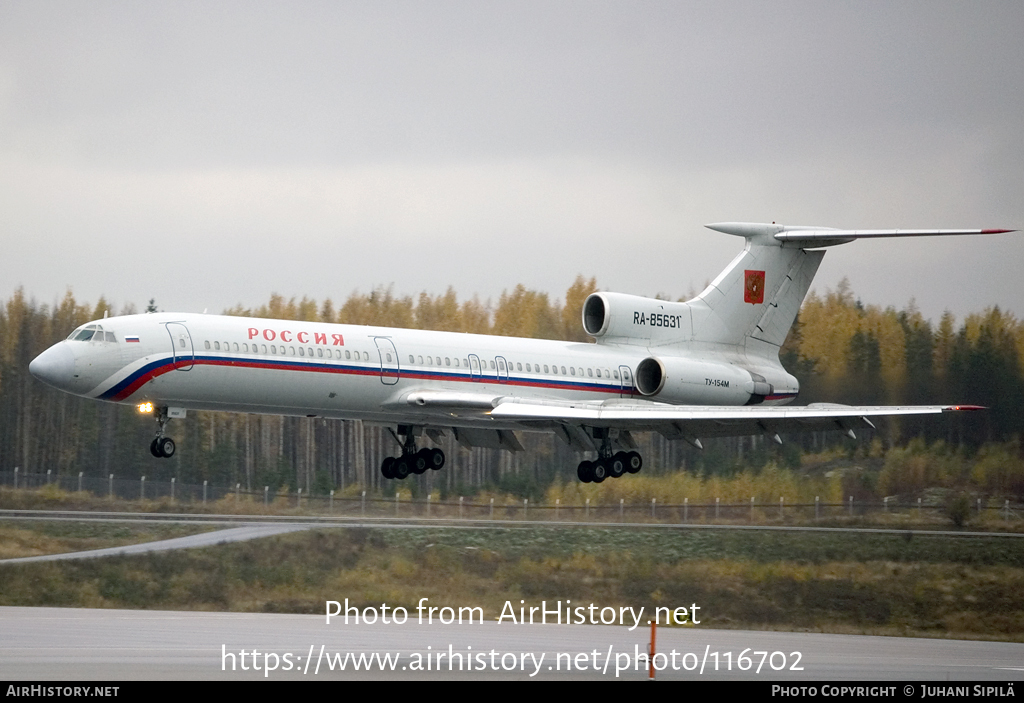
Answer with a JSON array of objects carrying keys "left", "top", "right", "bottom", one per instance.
[
  {"left": 0, "top": 525, "right": 1021, "bottom": 641},
  {"left": 0, "top": 521, "right": 215, "bottom": 559},
  {"left": 385, "top": 527, "right": 1024, "bottom": 566}
]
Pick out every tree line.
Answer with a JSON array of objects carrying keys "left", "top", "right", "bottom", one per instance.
[{"left": 1, "top": 278, "right": 1022, "bottom": 500}]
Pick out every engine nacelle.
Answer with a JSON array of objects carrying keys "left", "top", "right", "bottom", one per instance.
[
  {"left": 635, "top": 356, "right": 770, "bottom": 405},
  {"left": 583, "top": 292, "right": 691, "bottom": 345}
]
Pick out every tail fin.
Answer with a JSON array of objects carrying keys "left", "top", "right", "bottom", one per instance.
[{"left": 686, "top": 222, "right": 1015, "bottom": 358}]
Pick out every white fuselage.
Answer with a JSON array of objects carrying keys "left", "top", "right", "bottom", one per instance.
[{"left": 31, "top": 311, "right": 795, "bottom": 432}]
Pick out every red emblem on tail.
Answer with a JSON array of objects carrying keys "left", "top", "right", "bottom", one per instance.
[{"left": 744, "top": 270, "right": 765, "bottom": 304}]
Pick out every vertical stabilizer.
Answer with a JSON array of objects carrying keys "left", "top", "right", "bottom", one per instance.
[{"left": 686, "top": 224, "right": 824, "bottom": 355}]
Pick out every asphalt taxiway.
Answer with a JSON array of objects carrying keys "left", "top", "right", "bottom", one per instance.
[{"left": 1, "top": 607, "right": 1021, "bottom": 681}]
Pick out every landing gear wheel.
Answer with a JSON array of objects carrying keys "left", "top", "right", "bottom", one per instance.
[
  {"left": 380, "top": 456, "right": 396, "bottom": 480},
  {"left": 150, "top": 438, "right": 163, "bottom": 458},
  {"left": 608, "top": 452, "right": 626, "bottom": 478},
  {"left": 625, "top": 451, "right": 642, "bottom": 473},
  {"left": 577, "top": 461, "right": 594, "bottom": 483},
  {"left": 411, "top": 449, "right": 429, "bottom": 474},
  {"left": 428, "top": 448, "right": 445, "bottom": 470},
  {"left": 157, "top": 437, "right": 175, "bottom": 459},
  {"left": 393, "top": 457, "right": 411, "bottom": 480},
  {"left": 591, "top": 460, "right": 607, "bottom": 483}
]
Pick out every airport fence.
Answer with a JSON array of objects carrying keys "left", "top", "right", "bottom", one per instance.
[{"left": 2, "top": 468, "right": 1022, "bottom": 528}]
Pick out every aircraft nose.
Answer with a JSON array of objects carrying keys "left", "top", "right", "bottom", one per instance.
[{"left": 29, "top": 343, "right": 76, "bottom": 390}]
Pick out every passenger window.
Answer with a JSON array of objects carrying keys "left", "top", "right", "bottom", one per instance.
[
  {"left": 588, "top": 368, "right": 593, "bottom": 377},
  {"left": 489, "top": 360, "right": 495, "bottom": 369},
  {"left": 179, "top": 338, "right": 186, "bottom": 349},
  {"left": 463, "top": 358, "right": 468, "bottom": 367},
  {"left": 261, "top": 344, "right": 267, "bottom": 353},
  {"left": 363, "top": 352, "right": 369, "bottom": 361},
  {"left": 561, "top": 366, "right": 566, "bottom": 374},
  {"left": 418, "top": 356, "right": 423, "bottom": 364},
  {"left": 613, "top": 370, "right": 619, "bottom": 379},
  {"left": 517, "top": 363, "right": 522, "bottom": 371},
  {"left": 205, "top": 341, "right": 211, "bottom": 350},
  {"left": 570, "top": 367, "right": 576, "bottom": 376},
  {"left": 445, "top": 357, "right": 451, "bottom": 366},
  {"left": 454, "top": 358, "right": 460, "bottom": 367},
  {"left": 290, "top": 346, "right": 296, "bottom": 355},
  {"left": 386, "top": 353, "right": 392, "bottom": 362},
  {"left": 409, "top": 355, "right": 414, "bottom": 363},
  {"left": 299, "top": 347, "right": 305, "bottom": 357},
  {"left": 345, "top": 350, "right": 351, "bottom": 359},
  {"left": 318, "top": 348, "right": 324, "bottom": 358},
  {"left": 214, "top": 341, "right": 220, "bottom": 350},
  {"left": 271, "top": 345, "right": 277, "bottom": 354},
  {"left": 543, "top": 365, "right": 549, "bottom": 373}
]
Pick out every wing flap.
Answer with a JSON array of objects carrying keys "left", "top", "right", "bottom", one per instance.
[{"left": 489, "top": 400, "right": 980, "bottom": 439}]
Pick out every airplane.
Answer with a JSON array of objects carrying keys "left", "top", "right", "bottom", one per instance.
[{"left": 29, "top": 222, "right": 1014, "bottom": 483}]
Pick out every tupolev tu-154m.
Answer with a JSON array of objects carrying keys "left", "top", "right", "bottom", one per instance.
[{"left": 29, "top": 222, "right": 1015, "bottom": 483}]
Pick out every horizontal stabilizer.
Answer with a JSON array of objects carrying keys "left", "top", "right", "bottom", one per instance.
[
  {"left": 774, "top": 228, "right": 1015, "bottom": 243},
  {"left": 706, "top": 222, "right": 1016, "bottom": 247}
]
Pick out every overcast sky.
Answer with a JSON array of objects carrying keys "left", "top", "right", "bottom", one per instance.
[{"left": 1, "top": 1, "right": 1022, "bottom": 325}]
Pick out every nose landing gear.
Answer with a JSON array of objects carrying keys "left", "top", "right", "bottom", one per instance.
[
  {"left": 380, "top": 425, "right": 445, "bottom": 480},
  {"left": 149, "top": 407, "right": 176, "bottom": 458}
]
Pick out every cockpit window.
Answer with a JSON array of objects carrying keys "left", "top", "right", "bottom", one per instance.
[{"left": 67, "top": 325, "right": 116, "bottom": 343}]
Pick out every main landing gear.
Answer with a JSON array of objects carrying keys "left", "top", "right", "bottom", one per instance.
[
  {"left": 577, "top": 451, "right": 641, "bottom": 483},
  {"left": 149, "top": 407, "right": 176, "bottom": 459},
  {"left": 577, "top": 429, "right": 642, "bottom": 483},
  {"left": 380, "top": 425, "right": 445, "bottom": 480}
]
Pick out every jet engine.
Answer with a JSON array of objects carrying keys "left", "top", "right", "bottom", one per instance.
[
  {"left": 634, "top": 356, "right": 774, "bottom": 405},
  {"left": 582, "top": 292, "right": 691, "bottom": 344}
]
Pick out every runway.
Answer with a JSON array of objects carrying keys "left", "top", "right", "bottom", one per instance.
[{"left": 0, "top": 607, "right": 1021, "bottom": 681}]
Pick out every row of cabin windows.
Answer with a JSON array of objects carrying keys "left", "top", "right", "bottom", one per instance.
[
  {"left": 203, "top": 340, "right": 371, "bottom": 361},
  {"left": 201, "top": 340, "right": 623, "bottom": 381},
  {"left": 404, "top": 353, "right": 620, "bottom": 379}
]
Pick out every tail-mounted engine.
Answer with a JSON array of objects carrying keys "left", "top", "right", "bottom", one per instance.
[
  {"left": 583, "top": 292, "right": 691, "bottom": 346},
  {"left": 634, "top": 356, "right": 775, "bottom": 405}
]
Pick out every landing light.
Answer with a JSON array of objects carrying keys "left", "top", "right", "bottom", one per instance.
[{"left": 137, "top": 402, "right": 153, "bottom": 414}]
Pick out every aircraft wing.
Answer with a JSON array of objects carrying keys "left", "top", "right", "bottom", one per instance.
[{"left": 488, "top": 399, "right": 981, "bottom": 446}]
